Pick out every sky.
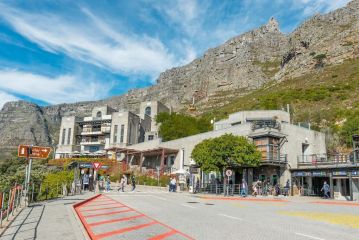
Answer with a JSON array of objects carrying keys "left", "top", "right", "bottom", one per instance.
[{"left": 0, "top": 0, "right": 352, "bottom": 109}]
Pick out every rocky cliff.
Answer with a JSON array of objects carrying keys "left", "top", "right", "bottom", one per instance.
[{"left": 0, "top": 0, "right": 358, "bottom": 156}]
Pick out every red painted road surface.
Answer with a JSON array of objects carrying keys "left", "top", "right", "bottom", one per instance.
[{"left": 74, "top": 194, "right": 194, "bottom": 240}]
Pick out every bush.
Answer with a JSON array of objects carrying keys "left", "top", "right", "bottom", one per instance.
[
  {"left": 136, "top": 175, "right": 170, "bottom": 187},
  {"left": 38, "top": 170, "right": 74, "bottom": 200}
]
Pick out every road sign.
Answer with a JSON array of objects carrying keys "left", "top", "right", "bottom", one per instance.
[
  {"left": 92, "top": 162, "right": 102, "bottom": 171},
  {"left": 225, "top": 169, "right": 233, "bottom": 177},
  {"left": 18, "top": 145, "right": 52, "bottom": 159}
]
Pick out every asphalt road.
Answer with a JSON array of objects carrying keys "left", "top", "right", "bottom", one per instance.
[{"left": 102, "top": 187, "right": 359, "bottom": 240}]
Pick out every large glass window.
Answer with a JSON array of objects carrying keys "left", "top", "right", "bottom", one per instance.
[
  {"left": 120, "top": 124, "right": 124, "bottom": 143},
  {"left": 253, "top": 137, "right": 280, "bottom": 161},
  {"left": 61, "top": 128, "right": 66, "bottom": 145},
  {"left": 145, "top": 106, "right": 151, "bottom": 116},
  {"left": 67, "top": 128, "right": 71, "bottom": 145},
  {"left": 113, "top": 125, "right": 118, "bottom": 143},
  {"left": 96, "top": 111, "right": 102, "bottom": 118}
]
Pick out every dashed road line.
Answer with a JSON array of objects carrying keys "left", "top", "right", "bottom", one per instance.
[
  {"left": 295, "top": 232, "right": 325, "bottom": 240},
  {"left": 217, "top": 213, "right": 243, "bottom": 221},
  {"left": 181, "top": 203, "right": 196, "bottom": 209}
]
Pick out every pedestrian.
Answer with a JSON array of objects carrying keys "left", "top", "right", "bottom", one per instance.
[
  {"left": 83, "top": 173, "right": 89, "bottom": 191},
  {"left": 105, "top": 175, "right": 110, "bottom": 192},
  {"left": 195, "top": 177, "right": 200, "bottom": 193},
  {"left": 171, "top": 177, "right": 177, "bottom": 192},
  {"left": 240, "top": 179, "right": 247, "bottom": 197},
  {"left": 252, "top": 181, "right": 258, "bottom": 197},
  {"left": 169, "top": 177, "right": 173, "bottom": 192},
  {"left": 284, "top": 180, "right": 290, "bottom": 196},
  {"left": 118, "top": 175, "right": 125, "bottom": 192},
  {"left": 321, "top": 181, "right": 330, "bottom": 199},
  {"left": 131, "top": 175, "right": 136, "bottom": 191},
  {"left": 186, "top": 177, "right": 190, "bottom": 190}
]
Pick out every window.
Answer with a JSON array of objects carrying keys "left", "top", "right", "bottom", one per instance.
[
  {"left": 120, "top": 124, "right": 124, "bottom": 143},
  {"left": 61, "top": 129, "right": 66, "bottom": 145},
  {"left": 145, "top": 106, "right": 151, "bottom": 116},
  {"left": 67, "top": 128, "right": 71, "bottom": 145},
  {"left": 148, "top": 135, "right": 154, "bottom": 141},
  {"left": 96, "top": 111, "right": 102, "bottom": 118},
  {"left": 113, "top": 125, "right": 118, "bottom": 143}
]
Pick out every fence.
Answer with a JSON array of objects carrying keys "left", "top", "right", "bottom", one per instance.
[
  {"left": 190, "top": 183, "right": 290, "bottom": 197},
  {"left": 0, "top": 180, "right": 77, "bottom": 229}
]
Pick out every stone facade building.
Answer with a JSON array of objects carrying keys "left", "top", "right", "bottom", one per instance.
[{"left": 55, "top": 101, "right": 169, "bottom": 158}]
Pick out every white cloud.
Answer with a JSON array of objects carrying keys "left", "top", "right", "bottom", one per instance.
[
  {"left": 0, "top": 69, "right": 111, "bottom": 105},
  {"left": 0, "top": 4, "right": 182, "bottom": 80},
  {"left": 0, "top": 90, "right": 18, "bottom": 110},
  {"left": 292, "top": 0, "right": 351, "bottom": 17}
]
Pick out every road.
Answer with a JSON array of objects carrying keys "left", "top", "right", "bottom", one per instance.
[{"left": 98, "top": 187, "right": 359, "bottom": 240}]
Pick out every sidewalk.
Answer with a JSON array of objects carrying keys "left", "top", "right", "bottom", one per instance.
[{"left": 0, "top": 192, "right": 95, "bottom": 240}]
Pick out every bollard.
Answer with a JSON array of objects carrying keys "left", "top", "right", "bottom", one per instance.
[
  {"left": 6, "top": 189, "right": 11, "bottom": 221},
  {"left": 31, "top": 183, "right": 35, "bottom": 203},
  {"left": 0, "top": 192, "right": 5, "bottom": 228}
]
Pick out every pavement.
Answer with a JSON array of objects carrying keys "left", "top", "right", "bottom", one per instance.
[
  {"left": 100, "top": 185, "right": 359, "bottom": 240},
  {"left": 1, "top": 185, "right": 359, "bottom": 240},
  {"left": 0, "top": 193, "right": 94, "bottom": 240}
]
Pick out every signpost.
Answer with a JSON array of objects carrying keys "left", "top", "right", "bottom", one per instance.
[
  {"left": 18, "top": 145, "right": 51, "bottom": 205},
  {"left": 92, "top": 162, "right": 102, "bottom": 194},
  {"left": 225, "top": 169, "right": 233, "bottom": 196}
]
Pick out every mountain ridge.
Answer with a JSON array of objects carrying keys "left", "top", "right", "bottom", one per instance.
[{"left": 1, "top": 0, "right": 358, "bottom": 156}]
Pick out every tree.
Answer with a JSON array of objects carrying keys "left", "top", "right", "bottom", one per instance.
[
  {"left": 340, "top": 115, "right": 359, "bottom": 147},
  {"left": 156, "top": 112, "right": 212, "bottom": 141},
  {"left": 191, "top": 134, "right": 262, "bottom": 173}
]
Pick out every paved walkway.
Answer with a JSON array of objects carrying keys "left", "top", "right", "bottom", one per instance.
[{"left": 0, "top": 193, "right": 94, "bottom": 240}]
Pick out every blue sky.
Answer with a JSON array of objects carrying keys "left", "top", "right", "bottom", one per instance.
[{"left": 0, "top": 0, "right": 352, "bottom": 108}]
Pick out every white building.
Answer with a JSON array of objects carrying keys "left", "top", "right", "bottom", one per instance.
[
  {"left": 55, "top": 101, "right": 169, "bottom": 159},
  {"left": 118, "top": 110, "right": 327, "bottom": 190}
]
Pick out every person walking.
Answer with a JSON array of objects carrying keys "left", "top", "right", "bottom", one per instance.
[
  {"left": 321, "top": 181, "right": 330, "bottom": 199},
  {"left": 240, "top": 179, "right": 247, "bottom": 197},
  {"left": 105, "top": 175, "right": 110, "bottom": 193},
  {"left": 284, "top": 180, "right": 290, "bottom": 196},
  {"left": 131, "top": 175, "right": 136, "bottom": 192},
  {"left": 252, "top": 181, "right": 258, "bottom": 197},
  {"left": 170, "top": 177, "right": 177, "bottom": 192},
  {"left": 118, "top": 175, "right": 125, "bottom": 192}
]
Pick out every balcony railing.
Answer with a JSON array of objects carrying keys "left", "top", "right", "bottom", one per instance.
[
  {"left": 80, "top": 140, "right": 106, "bottom": 145},
  {"left": 261, "top": 154, "right": 287, "bottom": 165},
  {"left": 297, "top": 152, "right": 358, "bottom": 167}
]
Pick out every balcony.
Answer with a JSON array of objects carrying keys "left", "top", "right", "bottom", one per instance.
[
  {"left": 297, "top": 152, "right": 358, "bottom": 169},
  {"left": 80, "top": 140, "right": 106, "bottom": 145},
  {"left": 261, "top": 154, "right": 287, "bottom": 165}
]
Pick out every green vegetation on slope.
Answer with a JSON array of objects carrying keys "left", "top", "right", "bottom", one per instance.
[
  {"left": 156, "top": 112, "right": 212, "bottom": 141},
  {"left": 202, "top": 58, "right": 359, "bottom": 147}
]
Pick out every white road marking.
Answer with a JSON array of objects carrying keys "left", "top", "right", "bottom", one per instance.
[
  {"left": 295, "top": 232, "right": 325, "bottom": 240},
  {"left": 150, "top": 195, "right": 168, "bottom": 201},
  {"left": 181, "top": 204, "right": 196, "bottom": 209},
  {"left": 217, "top": 213, "right": 243, "bottom": 221}
]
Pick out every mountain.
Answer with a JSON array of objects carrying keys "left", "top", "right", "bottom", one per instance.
[{"left": 1, "top": 0, "right": 358, "bottom": 157}]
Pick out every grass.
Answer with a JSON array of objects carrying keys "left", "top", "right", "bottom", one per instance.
[{"left": 200, "top": 58, "right": 359, "bottom": 136}]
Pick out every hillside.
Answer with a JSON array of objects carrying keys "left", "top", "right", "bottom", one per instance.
[{"left": 0, "top": 0, "right": 358, "bottom": 156}]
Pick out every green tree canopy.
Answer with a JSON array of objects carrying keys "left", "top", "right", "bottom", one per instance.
[
  {"left": 340, "top": 114, "right": 359, "bottom": 147},
  {"left": 191, "top": 134, "right": 262, "bottom": 173},
  {"left": 156, "top": 112, "right": 212, "bottom": 141}
]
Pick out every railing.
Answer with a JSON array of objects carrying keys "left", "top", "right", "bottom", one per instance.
[
  {"left": 261, "top": 154, "right": 287, "bottom": 165},
  {"left": 0, "top": 184, "right": 24, "bottom": 228},
  {"left": 297, "top": 152, "right": 358, "bottom": 166},
  {"left": 0, "top": 180, "right": 80, "bottom": 229},
  {"left": 192, "top": 183, "right": 289, "bottom": 196}
]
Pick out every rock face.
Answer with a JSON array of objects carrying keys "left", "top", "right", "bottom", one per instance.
[{"left": 0, "top": 0, "right": 358, "bottom": 155}]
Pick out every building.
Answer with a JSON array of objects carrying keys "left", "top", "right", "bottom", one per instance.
[
  {"left": 116, "top": 110, "right": 326, "bottom": 189},
  {"left": 55, "top": 101, "right": 169, "bottom": 159}
]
